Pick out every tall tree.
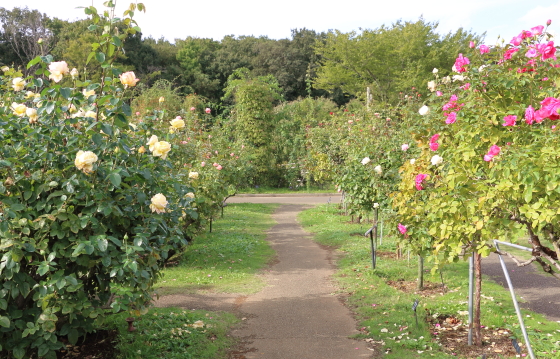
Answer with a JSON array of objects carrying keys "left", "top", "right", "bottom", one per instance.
[{"left": 313, "top": 18, "right": 482, "bottom": 102}]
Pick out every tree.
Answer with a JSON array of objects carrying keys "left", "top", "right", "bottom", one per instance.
[{"left": 313, "top": 18, "right": 481, "bottom": 102}]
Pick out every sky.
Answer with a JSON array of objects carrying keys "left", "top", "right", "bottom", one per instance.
[{"left": 3, "top": 0, "right": 560, "bottom": 44}]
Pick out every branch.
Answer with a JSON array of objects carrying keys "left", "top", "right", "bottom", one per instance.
[{"left": 495, "top": 250, "right": 536, "bottom": 267}]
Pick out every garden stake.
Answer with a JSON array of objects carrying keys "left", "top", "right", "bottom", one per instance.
[
  {"left": 209, "top": 218, "right": 213, "bottom": 233},
  {"left": 494, "top": 240, "right": 536, "bottom": 359},
  {"left": 364, "top": 208, "right": 378, "bottom": 269},
  {"left": 412, "top": 299, "right": 420, "bottom": 328},
  {"left": 468, "top": 255, "right": 474, "bottom": 346}
]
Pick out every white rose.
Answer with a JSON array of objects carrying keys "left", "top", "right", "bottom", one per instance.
[
  {"left": 70, "top": 68, "right": 79, "bottom": 79},
  {"left": 84, "top": 110, "right": 97, "bottom": 119},
  {"left": 419, "top": 105, "right": 430, "bottom": 116},
  {"left": 410, "top": 159, "right": 416, "bottom": 165},
  {"left": 442, "top": 76, "right": 451, "bottom": 84},
  {"left": 189, "top": 171, "right": 199, "bottom": 180},
  {"left": 12, "top": 77, "right": 26, "bottom": 91},
  {"left": 26, "top": 108, "right": 38, "bottom": 124},
  {"left": 373, "top": 203, "right": 379, "bottom": 208},
  {"left": 452, "top": 75, "right": 465, "bottom": 82},
  {"left": 427, "top": 81, "right": 436, "bottom": 92},
  {"left": 361, "top": 157, "right": 371, "bottom": 165},
  {"left": 74, "top": 150, "right": 98, "bottom": 174},
  {"left": 150, "top": 193, "right": 168, "bottom": 214},
  {"left": 48, "top": 61, "right": 69, "bottom": 83},
  {"left": 185, "top": 192, "right": 195, "bottom": 198},
  {"left": 147, "top": 135, "right": 159, "bottom": 152},
  {"left": 432, "top": 68, "right": 439, "bottom": 74},
  {"left": 431, "top": 155, "right": 443, "bottom": 166},
  {"left": 374, "top": 165, "right": 382, "bottom": 174}
]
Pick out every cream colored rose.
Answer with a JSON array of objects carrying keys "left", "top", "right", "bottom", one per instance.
[
  {"left": 70, "top": 68, "right": 79, "bottom": 79},
  {"left": 152, "top": 141, "right": 171, "bottom": 159},
  {"left": 159, "top": 96, "right": 165, "bottom": 103},
  {"left": 149, "top": 193, "right": 167, "bottom": 214},
  {"left": 119, "top": 71, "right": 139, "bottom": 87},
  {"left": 84, "top": 110, "right": 97, "bottom": 119},
  {"left": 11, "top": 103, "right": 27, "bottom": 117},
  {"left": 170, "top": 117, "right": 185, "bottom": 129},
  {"left": 188, "top": 171, "right": 199, "bottom": 180},
  {"left": 12, "top": 77, "right": 26, "bottom": 91},
  {"left": 26, "top": 108, "right": 38, "bottom": 124},
  {"left": 83, "top": 89, "right": 96, "bottom": 97},
  {"left": 1, "top": 66, "right": 9, "bottom": 72},
  {"left": 147, "top": 135, "right": 159, "bottom": 152},
  {"left": 48, "top": 61, "right": 69, "bottom": 83},
  {"left": 25, "top": 91, "right": 35, "bottom": 99},
  {"left": 74, "top": 150, "right": 98, "bottom": 174},
  {"left": 185, "top": 192, "right": 195, "bottom": 198},
  {"left": 427, "top": 81, "right": 436, "bottom": 92},
  {"left": 138, "top": 146, "right": 146, "bottom": 154}
]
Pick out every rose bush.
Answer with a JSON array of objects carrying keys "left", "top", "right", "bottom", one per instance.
[{"left": 0, "top": 3, "right": 203, "bottom": 359}]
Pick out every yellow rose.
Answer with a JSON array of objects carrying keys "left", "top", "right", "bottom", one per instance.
[
  {"left": 146, "top": 135, "right": 159, "bottom": 152},
  {"left": 170, "top": 117, "right": 185, "bottom": 130},
  {"left": 119, "top": 71, "right": 139, "bottom": 87},
  {"left": 185, "top": 192, "right": 195, "bottom": 198},
  {"left": 83, "top": 89, "right": 96, "bottom": 97},
  {"left": 152, "top": 141, "right": 171, "bottom": 160},
  {"left": 159, "top": 96, "right": 165, "bottom": 103},
  {"left": 11, "top": 103, "right": 27, "bottom": 117},
  {"left": 84, "top": 110, "right": 97, "bottom": 119},
  {"left": 12, "top": 77, "right": 26, "bottom": 91},
  {"left": 25, "top": 91, "right": 35, "bottom": 99},
  {"left": 188, "top": 171, "right": 199, "bottom": 180},
  {"left": 138, "top": 146, "right": 146, "bottom": 154},
  {"left": 149, "top": 193, "right": 167, "bottom": 214},
  {"left": 48, "top": 61, "right": 69, "bottom": 83},
  {"left": 26, "top": 108, "right": 38, "bottom": 124},
  {"left": 74, "top": 150, "right": 98, "bottom": 174}
]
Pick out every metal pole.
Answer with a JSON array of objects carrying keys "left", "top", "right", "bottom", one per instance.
[
  {"left": 373, "top": 207, "right": 378, "bottom": 267},
  {"left": 468, "top": 255, "right": 474, "bottom": 346},
  {"left": 380, "top": 220, "right": 383, "bottom": 245},
  {"left": 494, "top": 241, "right": 536, "bottom": 359}
]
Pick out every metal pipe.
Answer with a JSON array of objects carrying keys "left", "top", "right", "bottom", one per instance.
[
  {"left": 468, "top": 255, "right": 474, "bottom": 346},
  {"left": 494, "top": 240, "right": 535, "bottom": 359}
]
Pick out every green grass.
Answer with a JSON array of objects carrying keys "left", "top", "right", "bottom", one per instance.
[
  {"left": 106, "top": 307, "right": 238, "bottom": 359},
  {"left": 156, "top": 203, "right": 279, "bottom": 295},
  {"left": 238, "top": 184, "right": 335, "bottom": 194},
  {"left": 298, "top": 204, "right": 560, "bottom": 358}
]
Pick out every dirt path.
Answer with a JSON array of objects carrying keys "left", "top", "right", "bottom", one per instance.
[{"left": 155, "top": 199, "right": 372, "bottom": 359}]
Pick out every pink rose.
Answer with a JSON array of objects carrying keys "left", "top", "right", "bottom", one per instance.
[
  {"left": 453, "top": 54, "right": 470, "bottom": 73},
  {"left": 401, "top": 144, "right": 409, "bottom": 151},
  {"left": 436, "top": 91, "right": 443, "bottom": 97},
  {"left": 488, "top": 145, "right": 501, "bottom": 156},
  {"left": 213, "top": 163, "right": 218, "bottom": 167},
  {"left": 398, "top": 223, "right": 407, "bottom": 234},
  {"left": 503, "top": 48, "right": 519, "bottom": 60},
  {"left": 510, "top": 35, "right": 523, "bottom": 46},
  {"left": 216, "top": 165, "right": 222, "bottom": 170},
  {"left": 469, "top": 41, "right": 475, "bottom": 48},
  {"left": 525, "top": 105, "right": 536, "bottom": 124},
  {"left": 531, "top": 25, "right": 544, "bottom": 36},
  {"left": 502, "top": 115, "right": 517, "bottom": 126},
  {"left": 460, "top": 83, "right": 470, "bottom": 90},
  {"left": 201, "top": 161, "right": 206, "bottom": 167},
  {"left": 205, "top": 108, "right": 211, "bottom": 114},
  {"left": 538, "top": 41, "right": 556, "bottom": 60},
  {"left": 230, "top": 152, "right": 234, "bottom": 156},
  {"left": 415, "top": 174, "right": 428, "bottom": 190},
  {"left": 190, "top": 107, "right": 196, "bottom": 111},
  {"left": 483, "top": 155, "right": 493, "bottom": 162},
  {"left": 479, "top": 45, "right": 490, "bottom": 54},
  {"left": 446, "top": 112, "right": 457, "bottom": 124},
  {"left": 525, "top": 47, "right": 538, "bottom": 58}
]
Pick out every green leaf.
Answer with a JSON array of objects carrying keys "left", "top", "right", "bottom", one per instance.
[
  {"left": 60, "top": 87, "right": 72, "bottom": 99},
  {"left": 107, "top": 173, "right": 121, "bottom": 187},
  {"left": 122, "top": 103, "right": 132, "bottom": 116},
  {"left": 100, "top": 123, "right": 113, "bottom": 136},
  {"left": 27, "top": 56, "right": 42, "bottom": 69},
  {"left": 112, "top": 35, "right": 123, "bottom": 47},
  {"left": 68, "top": 328, "right": 79, "bottom": 345},
  {"left": 0, "top": 316, "right": 11, "bottom": 328},
  {"left": 13, "top": 347, "right": 25, "bottom": 359},
  {"left": 45, "top": 101, "right": 55, "bottom": 114},
  {"left": 96, "top": 237, "right": 108, "bottom": 252},
  {"left": 86, "top": 51, "right": 96, "bottom": 65},
  {"left": 95, "top": 52, "right": 106, "bottom": 63}
]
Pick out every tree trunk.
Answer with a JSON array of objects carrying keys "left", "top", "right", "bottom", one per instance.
[
  {"left": 417, "top": 256, "right": 424, "bottom": 290},
  {"left": 473, "top": 252, "right": 482, "bottom": 345}
]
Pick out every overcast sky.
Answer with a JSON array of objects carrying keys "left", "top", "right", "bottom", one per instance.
[{"left": 3, "top": 0, "right": 560, "bottom": 44}]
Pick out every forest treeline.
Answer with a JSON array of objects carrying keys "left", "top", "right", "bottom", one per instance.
[{"left": 0, "top": 6, "right": 482, "bottom": 110}]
